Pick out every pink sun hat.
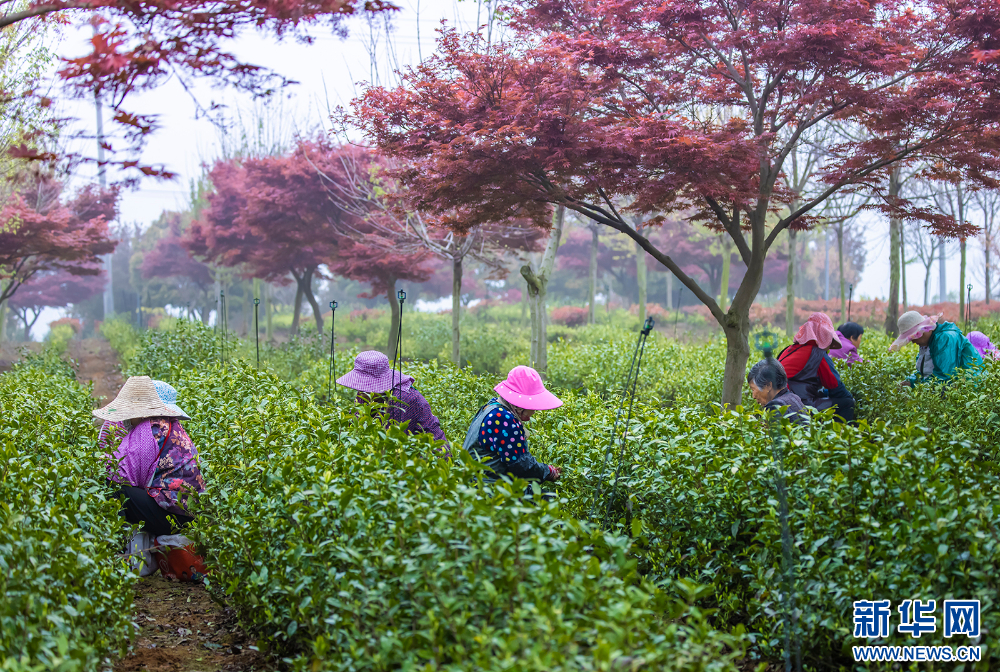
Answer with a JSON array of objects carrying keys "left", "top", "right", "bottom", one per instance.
[
  {"left": 494, "top": 365, "right": 562, "bottom": 410},
  {"left": 337, "top": 350, "right": 413, "bottom": 393},
  {"left": 794, "top": 312, "right": 842, "bottom": 351}
]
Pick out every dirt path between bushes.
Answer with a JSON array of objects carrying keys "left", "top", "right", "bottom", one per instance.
[{"left": 71, "top": 337, "right": 266, "bottom": 672}]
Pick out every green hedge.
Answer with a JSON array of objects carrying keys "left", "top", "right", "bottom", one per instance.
[
  {"left": 167, "top": 362, "right": 746, "bottom": 671},
  {"left": 109, "top": 318, "right": 1000, "bottom": 669},
  {"left": 0, "top": 354, "right": 133, "bottom": 671}
]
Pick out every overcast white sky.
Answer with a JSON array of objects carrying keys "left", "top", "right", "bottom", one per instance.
[{"left": 30, "top": 1, "right": 987, "bottom": 335}]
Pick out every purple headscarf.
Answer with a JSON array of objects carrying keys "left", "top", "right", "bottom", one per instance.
[
  {"left": 101, "top": 419, "right": 160, "bottom": 487},
  {"left": 967, "top": 331, "right": 999, "bottom": 360}
]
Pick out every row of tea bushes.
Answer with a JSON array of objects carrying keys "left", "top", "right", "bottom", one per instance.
[
  {"left": 119, "top": 319, "right": 1000, "bottom": 669},
  {"left": 161, "top": 362, "right": 748, "bottom": 671},
  {"left": 0, "top": 354, "right": 133, "bottom": 671}
]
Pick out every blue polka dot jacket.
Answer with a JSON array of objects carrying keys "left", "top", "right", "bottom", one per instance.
[{"left": 463, "top": 397, "right": 553, "bottom": 482}]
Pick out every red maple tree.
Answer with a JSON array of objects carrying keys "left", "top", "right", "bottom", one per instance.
[
  {"left": 142, "top": 212, "right": 215, "bottom": 321},
  {"left": 314, "top": 146, "right": 542, "bottom": 361},
  {"left": 185, "top": 141, "right": 343, "bottom": 333},
  {"left": 351, "top": 1, "right": 1000, "bottom": 403},
  {"left": 8, "top": 268, "right": 105, "bottom": 340},
  {"left": 0, "top": 175, "right": 118, "bottom": 308},
  {"left": 1, "top": 0, "right": 394, "bottom": 174},
  {"left": 186, "top": 138, "right": 437, "bottom": 339}
]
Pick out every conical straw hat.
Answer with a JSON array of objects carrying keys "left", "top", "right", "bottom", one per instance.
[{"left": 93, "top": 375, "right": 187, "bottom": 422}]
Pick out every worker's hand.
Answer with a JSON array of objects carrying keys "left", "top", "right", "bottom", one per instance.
[
  {"left": 547, "top": 465, "right": 561, "bottom": 481},
  {"left": 898, "top": 380, "right": 911, "bottom": 388}
]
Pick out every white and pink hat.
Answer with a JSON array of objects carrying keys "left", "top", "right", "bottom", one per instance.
[
  {"left": 889, "top": 311, "right": 940, "bottom": 352},
  {"left": 494, "top": 365, "right": 562, "bottom": 411}
]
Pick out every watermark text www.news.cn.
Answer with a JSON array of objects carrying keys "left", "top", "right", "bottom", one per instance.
[{"left": 852, "top": 598, "right": 983, "bottom": 663}]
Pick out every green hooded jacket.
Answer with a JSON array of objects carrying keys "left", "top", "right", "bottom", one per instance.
[{"left": 906, "top": 322, "right": 983, "bottom": 385}]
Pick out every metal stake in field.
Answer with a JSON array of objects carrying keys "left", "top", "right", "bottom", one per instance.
[
  {"left": 847, "top": 283, "right": 854, "bottom": 322},
  {"left": 254, "top": 297, "right": 260, "bottom": 370},
  {"left": 328, "top": 300, "right": 338, "bottom": 404},
  {"left": 589, "top": 317, "right": 655, "bottom": 528},
  {"left": 755, "top": 331, "right": 802, "bottom": 672},
  {"left": 967, "top": 284, "right": 973, "bottom": 330},
  {"left": 392, "top": 289, "right": 406, "bottom": 392}
]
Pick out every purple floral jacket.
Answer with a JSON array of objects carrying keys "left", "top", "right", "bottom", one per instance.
[{"left": 147, "top": 418, "right": 206, "bottom": 516}]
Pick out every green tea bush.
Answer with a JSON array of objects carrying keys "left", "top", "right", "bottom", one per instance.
[
  {"left": 161, "top": 361, "right": 747, "bottom": 671},
  {"left": 43, "top": 324, "right": 75, "bottom": 356},
  {"left": 0, "top": 354, "right": 133, "bottom": 671},
  {"left": 103, "top": 317, "right": 1000, "bottom": 669},
  {"left": 99, "top": 315, "right": 142, "bottom": 365},
  {"left": 843, "top": 330, "right": 1000, "bottom": 454}
]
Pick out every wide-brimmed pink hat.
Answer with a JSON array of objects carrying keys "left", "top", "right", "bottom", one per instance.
[
  {"left": 794, "top": 312, "right": 842, "bottom": 351},
  {"left": 889, "top": 311, "right": 940, "bottom": 352},
  {"left": 494, "top": 365, "right": 562, "bottom": 410},
  {"left": 337, "top": 350, "right": 413, "bottom": 393}
]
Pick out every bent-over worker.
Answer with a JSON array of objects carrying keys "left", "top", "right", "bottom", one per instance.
[
  {"left": 747, "top": 357, "right": 806, "bottom": 424},
  {"left": 337, "top": 350, "right": 448, "bottom": 451},
  {"left": 463, "top": 365, "right": 562, "bottom": 485},
  {"left": 890, "top": 311, "right": 983, "bottom": 385},
  {"left": 778, "top": 312, "right": 856, "bottom": 421}
]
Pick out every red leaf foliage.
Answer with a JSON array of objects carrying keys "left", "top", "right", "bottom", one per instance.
[
  {"left": 351, "top": 0, "right": 1000, "bottom": 333},
  {"left": 0, "top": 175, "right": 118, "bottom": 306}
]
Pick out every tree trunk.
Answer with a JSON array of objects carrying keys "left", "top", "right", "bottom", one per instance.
[
  {"left": 298, "top": 268, "right": 323, "bottom": 333},
  {"left": 520, "top": 205, "right": 564, "bottom": 373},
  {"left": 900, "top": 225, "right": 908, "bottom": 309},
  {"left": 987, "top": 242, "right": 992, "bottom": 305},
  {"left": 452, "top": 254, "right": 462, "bottom": 366},
  {"left": 823, "top": 227, "right": 830, "bottom": 301},
  {"left": 291, "top": 282, "right": 303, "bottom": 335},
  {"left": 589, "top": 226, "right": 598, "bottom": 324},
  {"left": 837, "top": 224, "right": 846, "bottom": 321},
  {"left": 785, "top": 227, "right": 797, "bottom": 337},
  {"left": 719, "top": 237, "right": 732, "bottom": 311},
  {"left": 243, "top": 279, "right": 251, "bottom": 336},
  {"left": 634, "top": 237, "right": 647, "bottom": 323},
  {"left": 666, "top": 271, "right": 674, "bottom": 311},
  {"left": 884, "top": 169, "right": 902, "bottom": 335},
  {"left": 387, "top": 277, "right": 400, "bottom": 356},
  {"left": 959, "top": 237, "right": 967, "bottom": 327},
  {"left": 721, "top": 315, "right": 751, "bottom": 409},
  {"left": 938, "top": 238, "right": 947, "bottom": 304},
  {"left": 521, "top": 281, "right": 528, "bottom": 325},
  {"left": 923, "top": 252, "right": 933, "bottom": 306},
  {"left": 0, "top": 299, "right": 7, "bottom": 343},
  {"left": 265, "top": 283, "right": 273, "bottom": 342}
]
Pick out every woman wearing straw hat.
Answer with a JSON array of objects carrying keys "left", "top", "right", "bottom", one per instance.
[
  {"left": 462, "top": 365, "right": 563, "bottom": 487},
  {"left": 337, "top": 351, "right": 448, "bottom": 447},
  {"left": 96, "top": 377, "right": 206, "bottom": 538},
  {"left": 890, "top": 311, "right": 983, "bottom": 385}
]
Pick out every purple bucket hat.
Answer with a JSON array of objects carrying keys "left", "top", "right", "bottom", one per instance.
[{"left": 336, "top": 350, "right": 413, "bottom": 393}]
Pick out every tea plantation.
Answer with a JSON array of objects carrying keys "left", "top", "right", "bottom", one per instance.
[{"left": 4, "top": 317, "right": 1000, "bottom": 670}]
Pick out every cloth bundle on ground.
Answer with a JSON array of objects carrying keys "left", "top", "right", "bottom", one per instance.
[
  {"left": 967, "top": 331, "right": 999, "bottom": 360},
  {"left": 126, "top": 532, "right": 207, "bottom": 582}
]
